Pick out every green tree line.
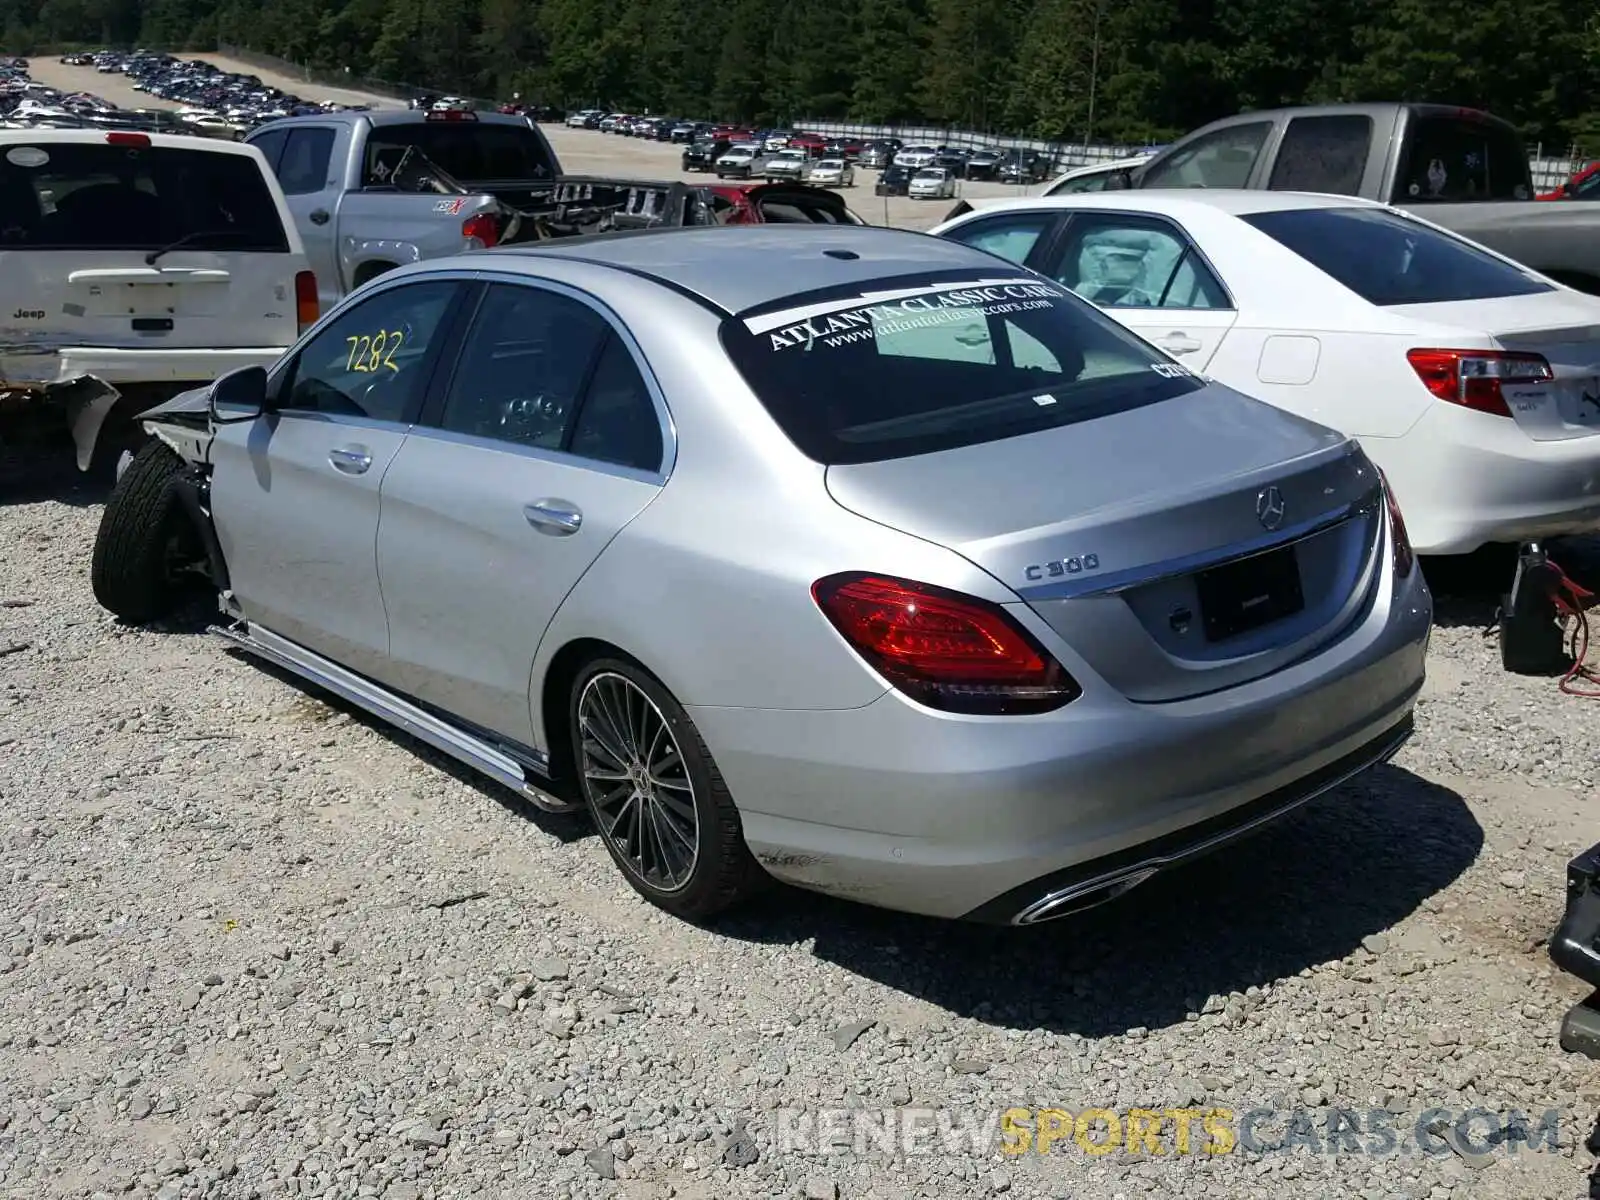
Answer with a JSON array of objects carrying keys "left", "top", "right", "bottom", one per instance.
[{"left": 10, "top": 0, "right": 1600, "bottom": 149}]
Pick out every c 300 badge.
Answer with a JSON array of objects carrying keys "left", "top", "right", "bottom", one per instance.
[{"left": 1024, "top": 554, "right": 1100, "bottom": 582}]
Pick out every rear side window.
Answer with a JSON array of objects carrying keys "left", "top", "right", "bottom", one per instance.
[
  {"left": 1244, "top": 206, "right": 1553, "bottom": 305},
  {"left": 1268, "top": 115, "right": 1373, "bottom": 195},
  {"left": 1392, "top": 114, "right": 1532, "bottom": 202},
  {"left": 0, "top": 141, "right": 289, "bottom": 251},
  {"left": 719, "top": 270, "right": 1203, "bottom": 465},
  {"left": 363, "top": 122, "right": 556, "bottom": 186}
]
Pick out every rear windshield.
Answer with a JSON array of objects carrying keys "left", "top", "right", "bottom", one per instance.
[
  {"left": 1391, "top": 114, "right": 1532, "bottom": 202},
  {"left": 719, "top": 270, "right": 1204, "bottom": 464},
  {"left": 1244, "top": 206, "right": 1553, "bottom": 305},
  {"left": 0, "top": 140, "right": 288, "bottom": 252},
  {"left": 364, "top": 121, "right": 556, "bottom": 185}
]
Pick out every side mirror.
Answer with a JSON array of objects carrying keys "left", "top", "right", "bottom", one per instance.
[{"left": 209, "top": 364, "right": 269, "bottom": 423}]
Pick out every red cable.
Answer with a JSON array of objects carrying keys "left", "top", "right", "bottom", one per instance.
[{"left": 1544, "top": 560, "right": 1600, "bottom": 698}]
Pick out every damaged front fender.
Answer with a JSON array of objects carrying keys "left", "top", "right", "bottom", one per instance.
[
  {"left": 61, "top": 376, "right": 124, "bottom": 471},
  {"left": 0, "top": 374, "right": 122, "bottom": 471}
]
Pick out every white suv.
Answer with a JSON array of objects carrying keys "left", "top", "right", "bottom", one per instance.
[{"left": 0, "top": 128, "right": 316, "bottom": 473}]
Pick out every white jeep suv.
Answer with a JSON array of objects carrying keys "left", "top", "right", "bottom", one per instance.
[{"left": 0, "top": 128, "right": 316, "bottom": 473}]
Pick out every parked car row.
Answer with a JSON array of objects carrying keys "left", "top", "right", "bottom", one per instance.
[{"left": 54, "top": 49, "right": 366, "bottom": 141}]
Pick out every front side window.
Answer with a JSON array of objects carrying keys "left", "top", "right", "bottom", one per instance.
[
  {"left": 1141, "top": 122, "right": 1272, "bottom": 189},
  {"left": 943, "top": 213, "right": 1055, "bottom": 266},
  {"left": 1244, "top": 206, "right": 1553, "bottom": 305},
  {"left": 280, "top": 281, "right": 459, "bottom": 421},
  {"left": 0, "top": 140, "right": 289, "bottom": 251},
  {"left": 719, "top": 269, "right": 1203, "bottom": 465},
  {"left": 276, "top": 127, "right": 335, "bottom": 195},
  {"left": 248, "top": 126, "right": 289, "bottom": 173}
]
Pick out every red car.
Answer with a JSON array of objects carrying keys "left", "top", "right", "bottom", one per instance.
[
  {"left": 708, "top": 181, "right": 865, "bottom": 225},
  {"left": 711, "top": 124, "right": 752, "bottom": 142},
  {"left": 788, "top": 131, "right": 828, "bottom": 154},
  {"left": 1540, "top": 161, "right": 1600, "bottom": 200}
]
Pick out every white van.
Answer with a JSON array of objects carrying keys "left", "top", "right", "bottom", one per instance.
[{"left": 0, "top": 129, "right": 317, "bottom": 472}]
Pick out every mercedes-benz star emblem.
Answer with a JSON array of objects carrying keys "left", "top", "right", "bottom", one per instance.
[{"left": 1256, "top": 486, "right": 1286, "bottom": 531}]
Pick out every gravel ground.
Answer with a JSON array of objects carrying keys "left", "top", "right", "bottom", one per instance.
[{"left": 4, "top": 468, "right": 1600, "bottom": 1200}]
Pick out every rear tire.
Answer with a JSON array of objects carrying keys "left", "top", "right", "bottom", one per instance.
[
  {"left": 569, "top": 657, "right": 764, "bottom": 921},
  {"left": 90, "top": 439, "right": 202, "bottom": 623}
]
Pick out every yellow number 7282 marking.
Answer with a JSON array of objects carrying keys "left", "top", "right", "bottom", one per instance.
[{"left": 345, "top": 329, "right": 405, "bottom": 373}]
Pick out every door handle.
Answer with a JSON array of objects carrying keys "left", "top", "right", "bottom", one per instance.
[
  {"left": 1157, "top": 333, "right": 1203, "bottom": 355},
  {"left": 329, "top": 446, "right": 372, "bottom": 474},
  {"left": 309, "top": 208, "right": 331, "bottom": 226},
  {"left": 524, "top": 500, "right": 582, "bottom": 535}
]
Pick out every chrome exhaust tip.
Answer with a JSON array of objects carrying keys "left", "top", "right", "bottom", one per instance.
[{"left": 1012, "top": 866, "right": 1160, "bottom": 926}]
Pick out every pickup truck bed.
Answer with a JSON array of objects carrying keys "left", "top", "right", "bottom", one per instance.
[{"left": 246, "top": 111, "right": 718, "bottom": 306}]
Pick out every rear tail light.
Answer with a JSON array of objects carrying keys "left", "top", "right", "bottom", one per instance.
[
  {"left": 461, "top": 212, "right": 499, "bottom": 249},
  {"left": 1375, "top": 467, "right": 1415, "bottom": 578},
  {"left": 294, "top": 270, "right": 319, "bottom": 334},
  {"left": 811, "top": 572, "right": 1081, "bottom": 715},
  {"left": 1405, "top": 348, "right": 1551, "bottom": 418},
  {"left": 106, "top": 131, "right": 150, "bottom": 147},
  {"left": 425, "top": 109, "right": 477, "bottom": 121}
]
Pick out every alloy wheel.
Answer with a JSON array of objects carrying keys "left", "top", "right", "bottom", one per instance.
[{"left": 576, "top": 671, "right": 699, "bottom": 892}]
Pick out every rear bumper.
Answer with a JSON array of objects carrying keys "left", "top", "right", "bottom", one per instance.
[
  {"left": 1370, "top": 406, "right": 1600, "bottom": 554},
  {"left": 0, "top": 345, "right": 286, "bottom": 469},
  {"left": 0, "top": 344, "right": 287, "bottom": 389},
  {"left": 690, "top": 557, "right": 1431, "bottom": 921}
]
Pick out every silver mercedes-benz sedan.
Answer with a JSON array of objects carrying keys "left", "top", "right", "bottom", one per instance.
[{"left": 91, "top": 225, "right": 1431, "bottom": 926}]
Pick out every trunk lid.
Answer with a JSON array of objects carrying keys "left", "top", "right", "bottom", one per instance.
[
  {"left": 825, "top": 385, "right": 1385, "bottom": 702},
  {"left": 1399, "top": 290, "right": 1600, "bottom": 440}
]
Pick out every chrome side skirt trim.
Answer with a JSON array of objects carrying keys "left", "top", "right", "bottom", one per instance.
[{"left": 214, "top": 621, "right": 578, "bottom": 814}]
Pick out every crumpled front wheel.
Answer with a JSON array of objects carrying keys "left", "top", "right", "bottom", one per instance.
[{"left": 90, "top": 439, "right": 203, "bottom": 623}]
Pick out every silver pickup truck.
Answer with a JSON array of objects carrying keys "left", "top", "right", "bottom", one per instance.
[
  {"left": 244, "top": 109, "right": 718, "bottom": 307},
  {"left": 1129, "top": 103, "right": 1600, "bottom": 295}
]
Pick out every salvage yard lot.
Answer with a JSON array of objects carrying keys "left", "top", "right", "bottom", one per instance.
[
  {"left": 5, "top": 55, "right": 1600, "bottom": 1200},
  {"left": 3, "top": 502, "right": 1599, "bottom": 1200},
  {"left": 23, "top": 55, "right": 1024, "bottom": 232}
]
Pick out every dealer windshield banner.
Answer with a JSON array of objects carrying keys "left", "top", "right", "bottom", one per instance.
[{"left": 744, "top": 277, "right": 1071, "bottom": 352}]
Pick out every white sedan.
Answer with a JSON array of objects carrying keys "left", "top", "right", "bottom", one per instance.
[
  {"left": 909, "top": 167, "right": 957, "bottom": 200},
  {"left": 930, "top": 191, "right": 1600, "bottom": 556},
  {"left": 807, "top": 157, "right": 855, "bottom": 188}
]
